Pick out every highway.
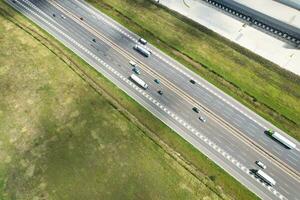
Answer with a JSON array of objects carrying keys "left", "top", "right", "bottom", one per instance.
[{"left": 7, "top": 0, "right": 300, "bottom": 199}]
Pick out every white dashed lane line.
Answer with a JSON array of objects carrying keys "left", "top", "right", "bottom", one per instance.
[
  {"left": 71, "top": 0, "right": 300, "bottom": 158},
  {"left": 13, "top": 1, "right": 287, "bottom": 199},
  {"left": 75, "top": 0, "right": 274, "bottom": 133},
  {"left": 77, "top": 0, "right": 300, "bottom": 159},
  {"left": 28, "top": 0, "right": 69, "bottom": 30}
]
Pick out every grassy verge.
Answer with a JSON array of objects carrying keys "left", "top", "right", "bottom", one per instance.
[
  {"left": 0, "top": 2, "right": 230, "bottom": 200},
  {"left": 0, "top": 1, "right": 259, "bottom": 200},
  {"left": 0, "top": 1, "right": 260, "bottom": 200},
  {"left": 86, "top": 0, "right": 300, "bottom": 141}
]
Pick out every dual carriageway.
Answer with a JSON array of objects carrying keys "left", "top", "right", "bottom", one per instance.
[{"left": 6, "top": 0, "right": 300, "bottom": 199}]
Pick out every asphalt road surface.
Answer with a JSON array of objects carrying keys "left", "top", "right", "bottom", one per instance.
[{"left": 6, "top": 0, "right": 300, "bottom": 199}]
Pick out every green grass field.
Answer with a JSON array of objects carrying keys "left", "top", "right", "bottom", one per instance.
[
  {"left": 86, "top": 0, "right": 300, "bottom": 141},
  {"left": 0, "top": 4, "right": 228, "bottom": 200},
  {"left": 0, "top": 1, "right": 256, "bottom": 200},
  {"left": 0, "top": 1, "right": 260, "bottom": 199}
]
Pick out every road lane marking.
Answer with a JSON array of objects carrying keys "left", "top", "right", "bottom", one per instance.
[
  {"left": 73, "top": 0, "right": 300, "bottom": 161},
  {"left": 13, "top": 1, "right": 288, "bottom": 199},
  {"left": 88, "top": 3, "right": 269, "bottom": 132},
  {"left": 50, "top": 0, "right": 300, "bottom": 181}
]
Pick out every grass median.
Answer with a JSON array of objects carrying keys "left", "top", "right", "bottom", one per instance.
[
  {"left": 86, "top": 0, "right": 300, "bottom": 141},
  {"left": 0, "top": 1, "right": 259, "bottom": 200}
]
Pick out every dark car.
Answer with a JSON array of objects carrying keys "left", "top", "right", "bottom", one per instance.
[
  {"left": 154, "top": 79, "right": 160, "bottom": 84},
  {"left": 158, "top": 90, "right": 163, "bottom": 95},
  {"left": 192, "top": 107, "right": 199, "bottom": 113},
  {"left": 190, "top": 79, "right": 196, "bottom": 84},
  {"left": 132, "top": 67, "right": 141, "bottom": 75}
]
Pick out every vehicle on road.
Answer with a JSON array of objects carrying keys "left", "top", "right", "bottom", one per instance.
[
  {"left": 255, "top": 161, "right": 266, "bottom": 169},
  {"left": 154, "top": 79, "right": 160, "bottom": 84},
  {"left": 132, "top": 67, "right": 141, "bottom": 75},
  {"left": 129, "top": 60, "right": 136, "bottom": 67},
  {"left": 130, "top": 74, "right": 148, "bottom": 89},
  {"left": 192, "top": 107, "right": 199, "bottom": 113},
  {"left": 92, "top": 38, "right": 96, "bottom": 42},
  {"left": 138, "top": 38, "right": 147, "bottom": 45},
  {"left": 190, "top": 79, "right": 196, "bottom": 84},
  {"left": 255, "top": 169, "right": 276, "bottom": 186},
  {"left": 134, "top": 45, "right": 151, "bottom": 57},
  {"left": 266, "top": 129, "right": 296, "bottom": 149},
  {"left": 53, "top": 14, "right": 56, "bottom": 17},
  {"left": 60, "top": 14, "right": 66, "bottom": 19},
  {"left": 158, "top": 90, "right": 163, "bottom": 95},
  {"left": 199, "top": 116, "right": 206, "bottom": 122}
]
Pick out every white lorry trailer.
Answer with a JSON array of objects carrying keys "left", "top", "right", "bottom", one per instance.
[
  {"left": 130, "top": 74, "right": 148, "bottom": 89},
  {"left": 267, "top": 130, "right": 296, "bottom": 149},
  {"left": 256, "top": 169, "right": 276, "bottom": 186},
  {"left": 133, "top": 45, "right": 151, "bottom": 57}
]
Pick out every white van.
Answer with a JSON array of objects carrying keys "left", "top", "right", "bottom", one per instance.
[
  {"left": 129, "top": 60, "right": 136, "bottom": 67},
  {"left": 138, "top": 38, "right": 147, "bottom": 45},
  {"left": 255, "top": 161, "right": 266, "bottom": 169}
]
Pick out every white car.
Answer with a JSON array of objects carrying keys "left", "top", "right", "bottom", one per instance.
[
  {"left": 129, "top": 60, "right": 136, "bottom": 67},
  {"left": 138, "top": 38, "right": 147, "bottom": 45},
  {"left": 255, "top": 161, "right": 266, "bottom": 169},
  {"left": 199, "top": 116, "right": 206, "bottom": 122}
]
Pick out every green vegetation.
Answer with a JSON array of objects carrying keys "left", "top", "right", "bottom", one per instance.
[
  {"left": 0, "top": 1, "right": 259, "bottom": 200},
  {"left": 87, "top": 0, "right": 300, "bottom": 141},
  {"left": 0, "top": 3, "right": 226, "bottom": 200}
]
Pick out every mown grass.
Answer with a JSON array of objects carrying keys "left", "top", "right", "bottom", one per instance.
[
  {"left": 86, "top": 0, "right": 300, "bottom": 141},
  {"left": 0, "top": 1, "right": 259, "bottom": 200},
  {"left": 0, "top": 2, "right": 230, "bottom": 200}
]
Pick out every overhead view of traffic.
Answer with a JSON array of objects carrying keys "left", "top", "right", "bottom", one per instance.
[{"left": 1, "top": 0, "right": 300, "bottom": 199}]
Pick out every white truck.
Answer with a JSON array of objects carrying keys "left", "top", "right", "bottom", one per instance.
[
  {"left": 133, "top": 45, "right": 151, "bottom": 57},
  {"left": 130, "top": 74, "right": 148, "bottom": 89},
  {"left": 267, "top": 129, "right": 296, "bottom": 149},
  {"left": 256, "top": 169, "right": 276, "bottom": 186}
]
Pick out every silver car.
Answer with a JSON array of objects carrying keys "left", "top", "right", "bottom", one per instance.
[
  {"left": 255, "top": 161, "right": 266, "bottom": 169},
  {"left": 138, "top": 38, "right": 147, "bottom": 45},
  {"left": 199, "top": 116, "right": 206, "bottom": 122},
  {"left": 129, "top": 60, "right": 136, "bottom": 67}
]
